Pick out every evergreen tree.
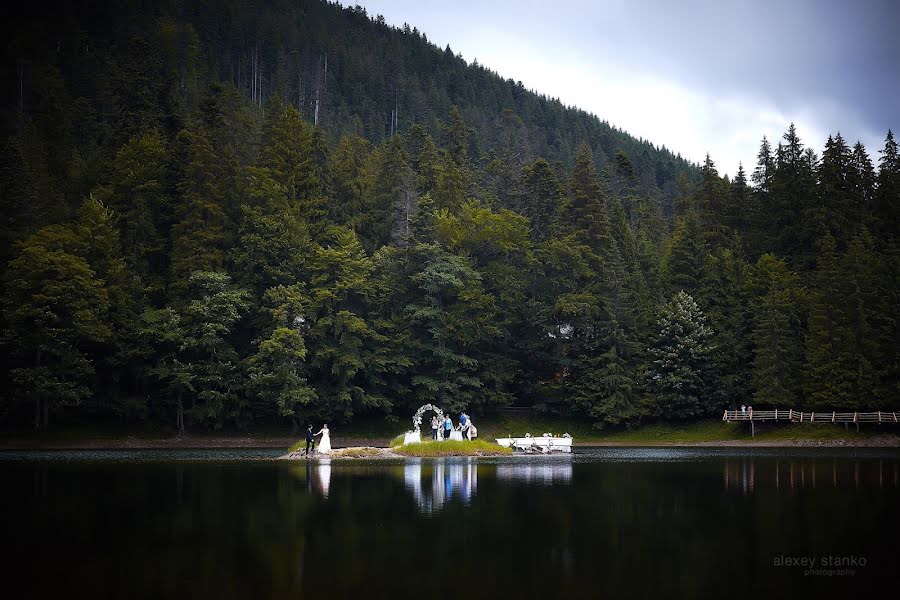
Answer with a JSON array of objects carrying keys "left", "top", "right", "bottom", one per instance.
[
  {"left": 840, "top": 229, "right": 889, "bottom": 407},
  {"left": 804, "top": 234, "right": 855, "bottom": 409},
  {"left": 522, "top": 158, "right": 563, "bottom": 242},
  {"left": 305, "top": 227, "right": 388, "bottom": 418},
  {"left": 2, "top": 225, "right": 110, "bottom": 430},
  {"left": 403, "top": 206, "right": 498, "bottom": 412},
  {"left": 96, "top": 130, "right": 171, "bottom": 298},
  {"left": 168, "top": 128, "right": 229, "bottom": 299},
  {"left": 645, "top": 291, "right": 721, "bottom": 419},
  {"left": 181, "top": 271, "right": 250, "bottom": 428},
  {"left": 557, "top": 143, "right": 620, "bottom": 277},
  {"left": 749, "top": 254, "right": 805, "bottom": 406},
  {"left": 246, "top": 284, "right": 316, "bottom": 427},
  {"left": 703, "top": 242, "right": 754, "bottom": 408},
  {"left": 849, "top": 141, "right": 876, "bottom": 231},
  {"left": 727, "top": 163, "right": 749, "bottom": 234},
  {"left": 664, "top": 210, "right": 707, "bottom": 297},
  {"left": 875, "top": 130, "right": 899, "bottom": 238},
  {"left": 748, "top": 136, "right": 775, "bottom": 256},
  {"left": 816, "top": 133, "right": 852, "bottom": 242},
  {"left": 698, "top": 153, "right": 729, "bottom": 247}
]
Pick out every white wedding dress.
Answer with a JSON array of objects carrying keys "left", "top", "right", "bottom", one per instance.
[{"left": 317, "top": 427, "right": 332, "bottom": 454}]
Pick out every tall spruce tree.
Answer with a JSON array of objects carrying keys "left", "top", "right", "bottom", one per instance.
[
  {"left": 749, "top": 254, "right": 805, "bottom": 406},
  {"left": 645, "top": 291, "right": 721, "bottom": 419}
]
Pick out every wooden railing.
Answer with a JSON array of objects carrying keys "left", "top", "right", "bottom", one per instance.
[{"left": 723, "top": 409, "right": 899, "bottom": 424}]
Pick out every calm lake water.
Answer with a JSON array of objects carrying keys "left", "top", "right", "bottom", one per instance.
[{"left": 2, "top": 447, "right": 898, "bottom": 599}]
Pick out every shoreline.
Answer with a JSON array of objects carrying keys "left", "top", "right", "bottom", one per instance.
[{"left": 2, "top": 434, "right": 899, "bottom": 450}]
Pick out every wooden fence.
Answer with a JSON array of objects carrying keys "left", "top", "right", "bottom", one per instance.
[
  {"left": 722, "top": 409, "right": 899, "bottom": 436},
  {"left": 723, "top": 409, "right": 899, "bottom": 424}
]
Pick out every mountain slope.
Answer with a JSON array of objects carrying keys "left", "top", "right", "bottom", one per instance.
[{"left": 2, "top": 0, "right": 696, "bottom": 205}]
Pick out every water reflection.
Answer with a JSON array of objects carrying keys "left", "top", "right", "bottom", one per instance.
[
  {"left": 496, "top": 462, "right": 573, "bottom": 485},
  {"left": 317, "top": 459, "right": 331, "bottom": 498},
  {"left": 723, "top": 457, "right": 900, "bottom": 494},
  {"left": 403, "top": 460, "right": 477, "bottom": 514},
  {"left": 4, "top": 451, "right": 899, "bottom": 598}
]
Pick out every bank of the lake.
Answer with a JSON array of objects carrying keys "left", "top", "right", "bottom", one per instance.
[{"left": 3, "top": 418, "right": 899, "bottom": 450}]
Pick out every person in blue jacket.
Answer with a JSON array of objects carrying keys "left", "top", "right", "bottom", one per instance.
[
  {"left": 443, "top": 415, "right": 452, "bottom": 439},
  {"left": 459, "top": 412, "right": 470, "bottom": 440}
]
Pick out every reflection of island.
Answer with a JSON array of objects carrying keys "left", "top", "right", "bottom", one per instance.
[
  {"left": 496, "top": 463, "right": 573, "bottom": 485},
  {"left": 403, "top": 460, "right": 478, "bottom": 514}
]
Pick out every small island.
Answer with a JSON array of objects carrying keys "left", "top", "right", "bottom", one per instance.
[
  {"left": 281, "top": 439, "right": 512, "bottom": 460},
  {"left": 282, "top": 404, "right": 518, "bottom": 458}
]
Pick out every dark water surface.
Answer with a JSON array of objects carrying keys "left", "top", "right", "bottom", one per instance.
[{"left": 2, "top": 447, "right": 898, "bottom": 599}]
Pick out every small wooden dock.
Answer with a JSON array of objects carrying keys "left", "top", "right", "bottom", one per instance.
[{"left": 722, "top": 409, "right": 900, "bottom": 436}]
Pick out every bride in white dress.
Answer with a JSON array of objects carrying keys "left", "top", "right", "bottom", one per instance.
[{"left": 315, "top": 424, "right": 332, "bottom": 454}]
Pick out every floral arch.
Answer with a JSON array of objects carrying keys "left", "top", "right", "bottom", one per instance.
[{"left": 412, "top": 404, "right": 445, "bottom": 432}]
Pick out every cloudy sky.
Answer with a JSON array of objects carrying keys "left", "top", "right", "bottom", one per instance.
[{"left": 354, "top": 0, "right": 898, "bottom": 176}]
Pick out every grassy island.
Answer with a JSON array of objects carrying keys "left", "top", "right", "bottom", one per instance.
[{"left": 393, "top": 439, "right": 513, "bottom": 457}]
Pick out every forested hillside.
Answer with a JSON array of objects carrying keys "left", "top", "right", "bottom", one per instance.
[{"left": 1, "top": 0, "right": 897, "bottom": 433}]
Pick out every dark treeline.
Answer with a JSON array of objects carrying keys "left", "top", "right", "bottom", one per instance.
[{"left": 1, "top": 0, "right": 898, "bottom": 433}]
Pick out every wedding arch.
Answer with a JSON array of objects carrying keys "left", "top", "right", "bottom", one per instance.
[{"left": 412, "top": 404, "right": 445, "bottom": 431}]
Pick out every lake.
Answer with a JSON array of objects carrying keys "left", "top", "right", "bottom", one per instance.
[{"left": 2, "top": 447, "right": 898, "bottom": 599}]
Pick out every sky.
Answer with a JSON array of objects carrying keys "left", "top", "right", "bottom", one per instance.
[{"left": 353, "top": 0, "right": 899, "bottom": 176}]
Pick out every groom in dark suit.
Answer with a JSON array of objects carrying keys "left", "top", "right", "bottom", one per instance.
[{"left": 305, "top": 424, "right": 315, "bottom": 456}]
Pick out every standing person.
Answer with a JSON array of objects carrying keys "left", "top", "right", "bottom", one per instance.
[
  {"left": 305, "top": 424, "right": 315, "bottom": 456},
  {"left": 431, "top": 416, "right": 439, "bottom": 440},
  {"left": 443, "top": 415, "right": 452, "bottom": 439},
  {"left": 315, "top": 424, "right": 332, "bottom": 454},
  {"left": 459, "top": 411, "right": 469, "bottom": 440}
]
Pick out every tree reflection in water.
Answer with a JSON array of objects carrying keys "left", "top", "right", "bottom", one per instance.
[
  {"left": 5, "top": 450, "right": 900, "bottom": 599},
  {"left": 722, "top": 456, "right": 900, "bottom": 494}
]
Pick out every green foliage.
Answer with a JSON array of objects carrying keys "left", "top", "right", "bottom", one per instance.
[
  {"left": 168, "top": 128, "right": 230, "bottom": 298},
  {"left": 570, "top": 323, "right": 644, "bottom": 428},
  {"left": 749, "top": 255, "right": 806, "bottom": 406},
  {"left": 0, "top": 0, "right": 897, "bottom": 434},
  {"left": 183, "top": 271, "right": 250, "bottom": 427},
  {"left": 247, "top": 284, "right": 316, "bottom": 420},
  {"left": 645, "top": 292, "right": 722, "bottom": 419},
  {"left": 2, "top": 224, "right": 110, "bottom": 429},
  {"left": 403, "top": 241, "right": 498, "bottom": 413}
]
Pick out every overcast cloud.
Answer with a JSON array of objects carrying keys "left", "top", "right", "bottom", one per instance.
[{"left": 353, "top": 0, "right": 899, "bottom": 176}]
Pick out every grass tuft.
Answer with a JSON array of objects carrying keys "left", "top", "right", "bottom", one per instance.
[{"left": 333, "top": 447, "right": 383, "bottom": 458}]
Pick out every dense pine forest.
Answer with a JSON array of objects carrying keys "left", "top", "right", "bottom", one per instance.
[{"left": 1, "top": 0, "right": 897, "bottom": 433}]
